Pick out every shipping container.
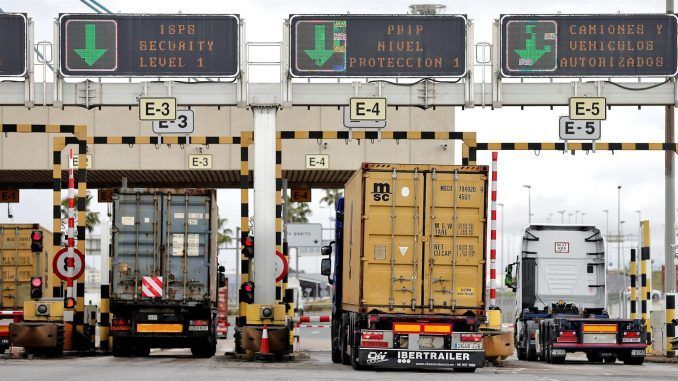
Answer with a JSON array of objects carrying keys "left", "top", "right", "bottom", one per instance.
[
  {"left": 324, "top": 163, "right": 488, "bottom": 372},
  {"left": 110, "top": 189, "right": 224, "bottom": 357},
  {"left": 0, "top": 224, "right": 55, "bottom": 353}
]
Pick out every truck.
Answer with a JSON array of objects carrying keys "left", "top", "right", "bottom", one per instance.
[
  {"left": 109, "top": 189, "right": 225, "bottom": 357},
  {"left": 506, "top": 224, "right": 647, "bottom": 365},
  {"left": 321, "top": 163, "right": 488, "bottom": 372}
]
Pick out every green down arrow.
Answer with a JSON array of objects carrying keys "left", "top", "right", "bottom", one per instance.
[
  {"left": 304, "top": 24, "right": 334, "bottom": 67},
  {"left": 74, "top": 23, "right": 107, "bottom": 66},
  {"left": 514, "top": 24, "right": 551, "bottom": 66}
]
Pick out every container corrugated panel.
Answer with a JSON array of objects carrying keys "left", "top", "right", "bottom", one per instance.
[
  {"left": 342, "top": 163, "right": 488, "bottom": 315},
  {"left": 0, "top": 224, "right": 54, "bottom": 309},
  {"left": 111, "top": 189, "right": 216, "bottom": 303}
]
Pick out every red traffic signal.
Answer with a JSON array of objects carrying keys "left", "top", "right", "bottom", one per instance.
[
  {"left": 240, "top": 281, "right": 255, "bottom": 304},
  {"left": 30, "top": 276, "right": 43, "bottom": 299},
  {"left": 241, "top": 236, "right": 254, "bottom": 258},
  {"left": 64, "top": 297, "right": 76, "bottom": 309},
  {"left": 30, "top": 230, "right": 43, "bottom": 253}
]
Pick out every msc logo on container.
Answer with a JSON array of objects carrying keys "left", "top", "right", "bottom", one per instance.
[{"left": 372, "top": 183, "right": 391, "bottom": 202}]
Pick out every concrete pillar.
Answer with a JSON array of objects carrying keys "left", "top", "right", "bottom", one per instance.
[{"left": 253, "top": 107, "right": 277, "bottom": 305}]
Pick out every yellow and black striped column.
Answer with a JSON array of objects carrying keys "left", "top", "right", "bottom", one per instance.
[
  {"left": 275, "top": 138, "right": 283, "bottom": 302},
  {"left": 640, "top": 220, "right": 652, "bottom": 354},
  {"left": 666, "top": 293, "right": 676, "bottom": 358},
  {"left": 239, "top": 132, "right": 252, "bottom": 322},
  {"left": 630, "top": 248, "right": 637, "bottom": 319},
  {"left": 75, "top": 137, "right": 88, "bottom": 345},
  {"left": 52, "top": 138, "right": 66, "bottom": 299}
]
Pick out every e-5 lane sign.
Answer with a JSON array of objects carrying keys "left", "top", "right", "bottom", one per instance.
[
  {"left": 501, "top": 14, "right": 678, "bottom": 77},
  {"left": 0, "top": 14, "right": 27, "bottom": 76},
  {"left": 60, "top": 14, "right": 239, "bottom": 76},
  {"left": 290, "top": 15, "right": 466, "bottom": 77}
]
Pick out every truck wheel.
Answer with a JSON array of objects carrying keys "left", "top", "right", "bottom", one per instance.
[
  {"left": 603, "top": 355, "right": 616, "bottom": 364},
  {"left": 622, "top": 357, "right": 644, "bottom": 365},
  {"left": 340, "top": 315, "right": 350, "bottom": 365},
  {"left": 0, "top": 345, "right": 8, "bottom": 354},
  {"left": 545, "top": 342, "right": 552, "bottom": 363},
  {"left": 586, "top": 351, "right": 603, "bottom": 363},
  {"left": 112, "top": 339, "right": 129, "bottom": 357},
  {"left": 349, "top": 325, "right": 364, "bottom": 370},
  {"left": 517, "top": 347, "right": 526, "bottom": 361},
  {"left": 526, "top": 345, "right": 538, "bottom": 361},
  {"left": 331, "top": 338, "right": 342, "bottom": 364},
  {"left": 191, "top": 338, "right": 216, "bottom": 358}
]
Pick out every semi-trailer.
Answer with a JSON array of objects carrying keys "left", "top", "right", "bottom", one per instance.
[
  {"left": 109, "top": 189, "right": 225, "bottom": 357},
  {"left": 506, "top": 224, "right": 647, "bottom": 364},
  {"left": 322, "top": 163, "right": 489, "bottom": 372}
]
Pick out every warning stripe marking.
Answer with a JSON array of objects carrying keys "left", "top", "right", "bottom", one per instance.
[{"left": 141, "top": 276, "right": 163, "bottom": 298}]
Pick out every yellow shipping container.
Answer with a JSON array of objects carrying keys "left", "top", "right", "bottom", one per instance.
[
  {"left": 0, "top": 224, "right": 55, "bottom": 309},
  {"left": 342, "top": 163, "right": 487, "bottom": 315}
]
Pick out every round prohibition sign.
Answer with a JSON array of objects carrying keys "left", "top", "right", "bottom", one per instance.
[
  {"left": 52, "top": 247, "right": 85, "bottom": 281},
  {"left": 275, "top": 250, "right": 288, "bottom": 283}
]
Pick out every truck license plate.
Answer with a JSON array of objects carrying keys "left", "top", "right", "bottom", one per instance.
[
  {"left": 454, "top": 342, "right": 482, "bottom": 350},
  {"left": 631, "top": 349, "right": 645, "bottom": 356},
  {"left": 189, "top": 326, "right": 209, "bottom": 331}
]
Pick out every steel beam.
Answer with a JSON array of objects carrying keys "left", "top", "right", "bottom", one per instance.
[{"left": 252, "top": 106, "right": 277, "bottom": 304}]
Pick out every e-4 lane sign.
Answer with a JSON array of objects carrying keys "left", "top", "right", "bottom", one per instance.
[
  {"left": 501, "top": 14, "right": 678, "bottom": 77},
  {"left": 290, "top": 15, "right": 466, "bottom": 77},
  {"left": 60, "top": 14, "right": 239, "bottom": 76}
]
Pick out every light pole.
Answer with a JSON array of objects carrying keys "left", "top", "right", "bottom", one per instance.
[
  {"left": 575, "top": 210, "right": 580, "bottom": 224},
  {"left": 617, "top": 185, "right": 622, "bottom": 273},
  {"left": 523, "top": 185, "right": 532, "bottom": 225},
  {"left": 558, "top": 209, "right": 565, "bottom": 224},
  {"left": 603, "top": 209, "right": 609, "bottom": 259},
  {"left": 581, "top": 212, "right": 586, "bottom": 224},
  {"left": 547, "top": 212, "right": 553, "bottom": 223},
  {"left": 568, "top": 213, "right": 573, "bottom": 224}
]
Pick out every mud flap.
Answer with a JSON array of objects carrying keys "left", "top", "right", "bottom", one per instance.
[{"left": 358, "top": 348, "right": 484, "bottom": 369}]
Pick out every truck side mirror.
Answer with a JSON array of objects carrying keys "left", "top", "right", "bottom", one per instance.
[
  {"left": 218, "top": 265, "right": 225, "bottom": 273},
  {"left": 321, "top": 244, "right": 333, "bottom": 257},
  {"left": 321, "top": 258, "right": 332, "bottom": 278},
  {"left": 504, "top": 264, "right": 517, "bottom": 292}
]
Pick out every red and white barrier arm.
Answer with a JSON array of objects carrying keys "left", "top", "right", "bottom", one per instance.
[
  {"left": 489, "top": 151, "right": 498, "bottom": 307},
  {"left": 293, "top": 315, "right": 331, "bottom": 323}
]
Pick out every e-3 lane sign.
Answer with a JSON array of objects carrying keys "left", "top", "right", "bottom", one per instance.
[
  {"left": 60, "top": 14, "right": 239, "bottom": 76},
  {"left": 290, "top": 15, "right": 466, "bottom": 77},
  {"left": 501, "top": 14, "right": 678, "bottom": 77}
]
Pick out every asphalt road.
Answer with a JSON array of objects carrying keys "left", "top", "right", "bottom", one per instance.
[{"left": 2, "top": 326, "right": 677, "bottom": 381}]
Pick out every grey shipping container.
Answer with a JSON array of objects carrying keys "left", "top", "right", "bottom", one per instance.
[
  {"left": 111, "top": 189, "right": 217, "bottom": 302},
  {"left": 109, "top": 189, "right": 221, "bottom": 358}
]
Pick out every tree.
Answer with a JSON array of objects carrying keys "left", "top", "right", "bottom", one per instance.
[
  {"left": 61, "top": 192, "right": 100, "bottom": 233},
  {"left": 284, "top": 192, "right": 312, "bottom": 223},
  {"left": 217, "top": 218, "right": 234, "bottom": 247},
  {"left": 320, "top": 189, "right": 343, "bottom": 209}
]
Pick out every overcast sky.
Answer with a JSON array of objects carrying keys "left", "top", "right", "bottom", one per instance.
[{"left": 0, "top": 0, "right": 675, "bottom": 277}]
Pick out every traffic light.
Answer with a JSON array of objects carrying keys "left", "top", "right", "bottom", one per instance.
[
  {"left": 64, "top": 297, "right": 76, "bottom": 309},
  {"left": 30, "top": 229, "right": 43, "bottom": 253},
  {"left": 241, "top": 236, "right": 254, "bottom": 258},
  {"left": 240, "top": 281, "right": 255, "bottom": 304},
  {"left": 30, "top": 276, "right": 43, "bottom": 299}
]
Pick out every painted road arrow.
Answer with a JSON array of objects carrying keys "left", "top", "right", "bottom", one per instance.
[
  {"left": 304, "top": 24, "right": 334, "bottom": 67},
  {"left": 74, "top": 23, "right": 107, "bottom": 66},
  {"left": 514, "top": 24, "right": 551, "bottom": 66}
]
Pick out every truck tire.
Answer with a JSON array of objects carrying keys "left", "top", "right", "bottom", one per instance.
[
  {"left": 517, "top": 347, "right": 527, "bottom": 361},
  {"left": 191, "top": 337, "right": 217, "bottom": 358},
  {"left": 340, "top": 314, "right": 350, "bottom": 365},
  {"left": 0, "top": 344, "right": 8, "bottom": 354},
  {"left": 349, "top": 314, "right": 365, "bottom": 370},
  {"left": 112, "top": 338, "right": 129, "bottom": 357},
  {"left": 586, "top": 351, "right": 603, "bottom": 363},
  {"left": 603, "top": 355, "right": 616, "bottom": 364},
  {"left": 526, "top": 345, "right": 538, "bottom": 361},
  {"left": 547, "top": 341, "right": 565, "bottom": 364},
  {"left": 621, "top": 356, "right": 644, "bottom": 365}
]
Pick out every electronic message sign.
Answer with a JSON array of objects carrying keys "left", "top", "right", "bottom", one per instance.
[
  {"left": 501, "top": 14, "right": 678, "bottom": 77},
  {"left": 290, "top": 15, "right": 467, "bottom": 77},
  {"left": 60, "top": 14, "right": 239, "bottom": 76},
  {"left": 0, "top": 13, "right": 27, "bottom": 76}
]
